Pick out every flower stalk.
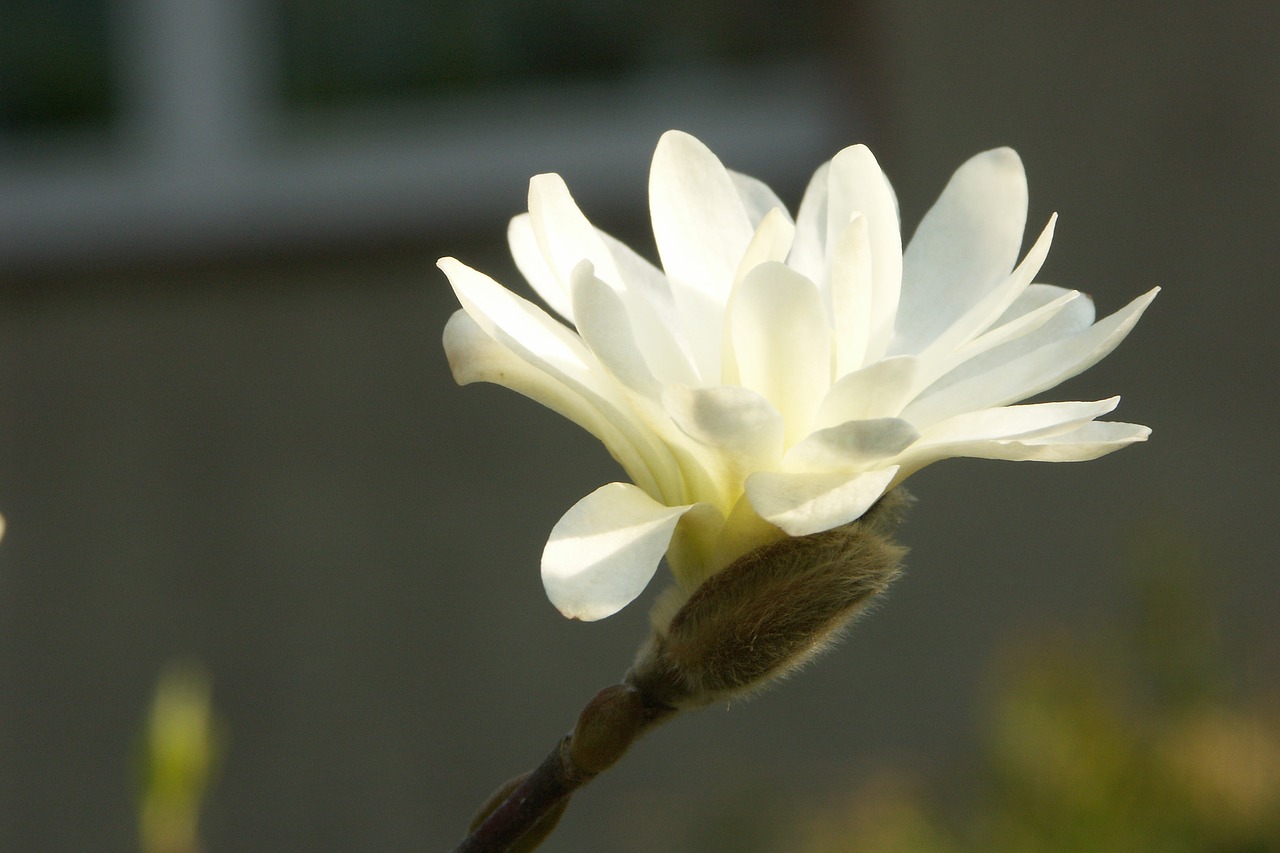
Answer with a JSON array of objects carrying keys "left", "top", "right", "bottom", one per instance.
[
  {"left": 451, "top": 493, "right": 909, "bottom": 852},
  {"left": 451, "top": 684, "right": 675, "bottom": 853}
]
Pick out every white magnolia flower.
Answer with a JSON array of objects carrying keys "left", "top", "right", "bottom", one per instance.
[{"left": 441, "top": 131, "right": 1156, "bottom": 621}]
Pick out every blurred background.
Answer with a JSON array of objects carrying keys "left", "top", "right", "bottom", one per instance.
[{"left": 1, "top": 1, "right": 1277, "bottom": 850}]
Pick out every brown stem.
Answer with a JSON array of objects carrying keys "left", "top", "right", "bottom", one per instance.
[
  {"left": 450, "top": 741, "right": 575, "bottom": 853},
  {"left": 449, "top": 684, "right": 676, "bottom": 853}
]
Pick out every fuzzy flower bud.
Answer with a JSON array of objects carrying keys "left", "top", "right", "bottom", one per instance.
[{"left": 628, "top": 491, "right": 909, "bottom": 709}]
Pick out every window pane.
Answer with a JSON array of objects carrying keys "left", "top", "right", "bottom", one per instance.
[
  {"left": 275, "top": 0, "right": 827, "bottom": 109},
  {"left": 0, "top": 0, "right": 115, "bottom": 134}
]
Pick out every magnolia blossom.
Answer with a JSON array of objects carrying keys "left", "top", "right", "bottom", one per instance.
[{"left": 441, "top": 131, "right": 1156, "bottom": 621}]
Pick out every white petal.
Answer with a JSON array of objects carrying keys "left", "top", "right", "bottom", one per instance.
[
  {"left": 440, "top": 257, "right": 684, "bottom": 502},
  {"left": 896, "top": 148, "right": 1029, "bottom": 354},
  {"left": 649, "top": 131, "right": 755, "bottom": 380},
  {"left": 727, "top": 261, "right": 832, "bottom": 442},
  {"left": 734, "top": 207, "right": 797, "bottom": 284},
  {"left": 921, "top": 398, "right": 1119, "bottom": 444},
  {"left": 659, "top": 383, "right": 786, "bottom": 512},
  {"left": 528, "top": 173, "right": 620, "bottom": 288},
  {"left": 789, "top": 160, "right": 830, "bottom": 284},
  {"left": 595, "top": 230, "right": 698, "bottom": 388},
  {"left": 915, "top": 285, "right": 1093, "bottom": 401},
  {"left": 542, "top": 483, "right": 695, "bottom": 620},
  {"left": 508, "top": 213, "right": 573, "bottom": 320},
  {"left": 950, "top": 287, "right": 1084, "bottom": 366},
  {"left": 729, "top": 169, "right": 791, "bottom": 229},
  {"left": 649, "top": 131, "right": 754, "bottom": 292},
  {"left": 783, "top": 418, "right": 920, "bottom": 473},
  {"left": 597, "top": 229, "right": 670, "bottom": 299},
  {"left": 441, "top": 256, "right": 602, "bottom": 385},
  {"left": 442, "top": 309, "right": 660, "bottom": 497},
  {"left": 663, "top": 384, "right": 785, "bottom": 469},
  {"left": 897, "top": 420, "right": 1150, "bottom": 470},
  {"left": 569, "top": 262, "right": 661, "bottom": 398},
  {"left": 915, "top": 214, "right": 1057, "bottom": 361},
  {"left": 745, "top": 467, "right": 899, "bottom": 536},
  {"left": 557, "top": 268, "right": 722, "bottom": 509},
  {"left": 521, "top": 180, "right": 696, "bottom": 387},
  {"left": 814, "top": 355, "right": 921, "bottom": 430},
  {"left": 828, "top": 214, "right": 874, "bottom": 373},
  {"left": 903, "top": 288, "right": 1158, "bottom": 427},
  {"left": 998, "top": 283, "right": 1097, "bottom": 331},
  {"left": 1006, "top": 421, "right": 1151, "bottom": 459},
  {"left": 826, "top": 144, "right": 902, "bottom": 359}
]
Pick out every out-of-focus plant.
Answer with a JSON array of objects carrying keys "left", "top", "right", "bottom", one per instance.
[
  {"left": 793, "top": 527, "right": 1280, "bottom": 852},
  {"left": 137, "top": 664, "right": 220, "bottom": 853}
]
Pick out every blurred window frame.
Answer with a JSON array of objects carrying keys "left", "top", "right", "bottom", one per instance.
[{"left": 0, "top": 0, "right": 863, "bottom": 272}]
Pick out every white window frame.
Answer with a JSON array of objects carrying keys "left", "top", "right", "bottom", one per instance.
[{"left": 0, "top": 0, "right": 849, "bottom": 269}]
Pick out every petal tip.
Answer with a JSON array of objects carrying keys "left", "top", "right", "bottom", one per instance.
[
  {"left": 528, "top": 171, "right": 567, "bottom": 195},
  {"left": 541, "top": 484, "right": 692, "bottom": 623},
  {"left": 982, "top": 146, "right": 1023, "bottom": 167},
  {"left": 830, "top": 143, "right": 880, "bottom": 170},
  {"left": 551, "top": 600, "right": 616, "bottom": 622},
  {"left": 658, "top": 128, "right": 698, "bottom": 145},
  {"left": 655, "top": 129, "right": 706, "bottom": 158}
]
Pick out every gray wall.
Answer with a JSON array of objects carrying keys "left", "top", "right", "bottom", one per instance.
[{"left": 2, "top": 2, "right": 1277, "bottom": 851}]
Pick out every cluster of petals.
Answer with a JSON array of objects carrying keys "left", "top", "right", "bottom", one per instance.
[{"left": 441, "top": 130, "right": 1156, "bottom": 621}]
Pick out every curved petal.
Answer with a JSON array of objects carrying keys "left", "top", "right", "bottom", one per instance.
[
  {"left": 826, "top": 144, "right": 902, "bottom": 360},
  {"left": 920, "top": 398, "right": 1120, "bottom": 445},
  {"left": 903, "top": 288, "right": 1158, "bottom": 427},
  {"left": 915, "top": 214, "right": 1057, "bottom": 361},
  {"left": 726, "top": 261, "right": 832, "bottom": 442},
  {"left": 1003, "top": 420, "right": 1151, "bottom": 459},
  {"left": 997, "top": 283, "right": 1097, "bottom": 331},
  {"left": 528, "top": 173, "right": 619, "bottom": 288},
  {"left": 441, "top": 257, "right": 684, "bottom": 502},
  {"left": 508, "top": 213, "right": 572, "bottom": 320},
  {"left": 896, "top": 148, "right": 1028, "bottom": 354},
  {"left": 734, "top": 207, "right": 797, "bottom": 285},
  {"left": 789, "top": 160, "right": 830, "bottom": 284},
  {"left": 897, "top": 420, "right": 1150, "bottom": 472},
  {"left": 828, "top": 214, "right": 873, "bottom": 373},
  {"left": 663, "top": 383, "right": 785, "bottom": 470},
  {"left": 650, "top": 131, "right": 755, "bottom": 294},
  {"left": 522, "top": 180, "right": 696, "bottom": 387},
  {"left": 442, "top": 310, "right": 660, "bottom": 497},
  {"left": 569, "top": 262, "right": 662, "bottom": 398},
  {"left": 564, "top": 265, "right": 724, "bottom": 507},
  {"left": 542, "top": 483, "right": 696, "bottom": 620},
  {"left": 949, "top": 287, "right": 1083, "bottom": 367},
  {"left": 650, "top": 130, "right": 755, "bottom": 380},
  {"left": 916, "top": 284, "right": 1094, "bottom": 401},
  {"left": 441, "top": 256, "right": 587, "bottom": 367},
  {"left": 597, "top": 229, "right": 671, "bottom": 302},
  {"left": 783, "top": 418, "right": 920, "bottom": 473},
  {"left": 745, "top": 467, "right": 899, "bottom": 537},
  {"left": 814, "top": 355, "right": 921, "bottom": 430},
  {"left": 660, "top": 383, "right": 784, "bottom": 512},
  {"left": 595, "top": 231, "right": 697, "bottom": 388},
  {"left": 729, "top": 169, "right": 791, "bottom": 229}
]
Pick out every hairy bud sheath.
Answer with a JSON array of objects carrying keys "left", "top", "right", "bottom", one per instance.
[{"left": 628, "top": 491, "right": 911, "bottom": 710}]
